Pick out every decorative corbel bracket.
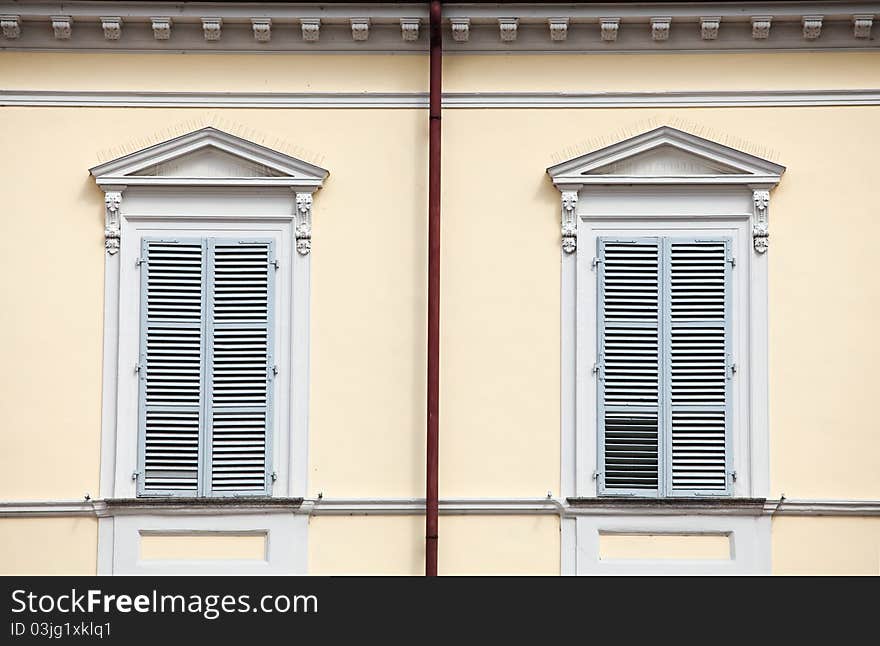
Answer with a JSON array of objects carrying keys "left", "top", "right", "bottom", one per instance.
[
  {"left": 351, "top": 18, "right": 370, "bottom": 41},
  {"left": 202, "top": 17, "right": 222, "bottom": 41},
  {"left": 561, "top": 190, "right": 579, "bottom": 254},
  {"left": 700, "top": 16, "right": 720, "bottom": 40},
  {"left": 101, "top": 16, "right": 122, "bottom": 41},
  {"left": 600, "top": 18, "right": 620, "bottom": 42},
  {"left": 853, "top": 14, "right": 874, "bottom": 39},
  {"left": 252, "top": 18, "right": 271, "bottom": 42},
  {"left": 151, "top": 17, "right": 171, "bottom": 40},
  {"left": 751, "top": 16, "right": 772, "bottom": 39},
  {"left": 1, "top": 15, "right": 21, "bottom": 39},
  {"left": 549, "top": 18, "right": 569, "bottom": 41},
  {"left": 401, "top": 18, "right": 420, "bottom": 41},
  {"left": 651, "top": 17, "right": 671, "bottom": 41},
  {"left": 499, "top": 18, "right": 519, "bottom": 42},
  {"left": 802, "top": 15, "right": 823, "bottom": 40},
  {"left": 752, "top": 189, "right": 770, "bottom": 253},
  {"left": 103, "top": 191, "right": 123, "bottom": 255},
  {"left": 450, "top": 18, "right": 470, "bottom": 42},
  {"left": 50, "top": 15, "right": 72, "bottom": 40},
  {"left": 301, "top": 18, "right": 320, "bottom": 42},
  {"left": 295, "top": 192, "right": 313, "bottom": 255}
]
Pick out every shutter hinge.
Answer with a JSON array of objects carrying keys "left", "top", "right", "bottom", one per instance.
[
  {"left": 135, "top": 258, "right": 147, "bottom": 267},
  {"left": 272, "top": 364, "right": 279, "bottom": 376},
  {"left": 593, "top": 357, "right": 604, "bottom": 380},
  {"left": 270, "top": 259, "right": 279, "bottom": 270},
  {"left": 728, "top": 362, "right": 737, "bottom": 379},
  {"left": 729, "top": 470, "right": 738, "bottom": 482},
  {"left": 135, "top": 363, "right": 143, "bottom": 374},
  {"left": 131, "top": 471, "right": 140, "bottom": 481},
  {"left": 727, "top": 257, "right": 736, "bottom": 267},
  {"left": 270, "top": 471, "right": 277, "bottom": 483},
  {"left": 592, "top": 257, "right": 603, "bottom": 270}
]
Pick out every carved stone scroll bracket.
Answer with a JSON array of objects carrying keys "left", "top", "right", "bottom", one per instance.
[
  {"left": 401, "top": 18, "right": 420, "bottom": 41},
  {"left": 499, "top": 18, "right": 519, "bottom": 42},
  {"left": 752, "top": 189, "right": 770, "bottom": 254},
  {"left": 549, "top": 18, "right": 569, "bottom": 41},
  {"left": 295, "top": 192, "right": 313, "bottom": 255},
  {"left": 561, "top": 190, "right": 578, "bottom": 254},
  {"left": 51, "top": 15, "right": 72, "bottom": 40},
  {"left": 151, "top": 17, "right": 171, "bottom": 40},
  {"left": 1, "top": 15, "right": 21, "bottom": 39},
  {"left": 451, "top": 18, "right": 470, "bottom": 42},
  {"left": 651, "top": 17, "right": 671, "bottom": 41},
  {"left": 101, "top": 16, "right": 122, "bottom": 41},
  {"left": 104, "top": 191, "right": 123, "bottom": 255},
  {"left": 853, "top": 14, "right": 874, "bottom": 39},
  {"left": 600, "top": 18, "right": 620, "bottom": 42},
  {"left": 351, "top": 18, "right": 370, "bottom": 41},
  {"left": 252, "top": 18, "right": 271, "bottom": 42},
  {"left": 301, "top": 18, "right": 320, "bottom": 42}
]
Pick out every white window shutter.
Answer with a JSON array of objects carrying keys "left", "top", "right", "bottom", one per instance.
[
  {"left": 137, "top": 238, "right": 206, "bottom": 496},
  {"left": 205, "top": 240, "right": 276, "bottom": 496},
  {"left": 597, "top": 238, "right": 662, "bottom": 495},
  {"left": 664, "top": 238, "right": 732, "bottom": 495}
]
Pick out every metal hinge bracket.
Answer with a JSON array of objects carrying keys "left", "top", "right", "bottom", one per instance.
[
  {"left": 131, "top": 471, "right": 140, "bottom": 481},
  {"left": 592, "top": 257, "right": 603, "bottom": 269}
]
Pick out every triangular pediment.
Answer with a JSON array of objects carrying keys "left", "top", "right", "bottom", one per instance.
[
  {"left": 131, "top": 147, "right": 286, "bottom": 178},
  {"left": 548, "top": 126, "right": 784, "bottom": 186},
  {"left": 90, "top": 127, "right": 328, "bottom": 189},
  {"left": 585, "top": 145, "right": 742, "bottom": 176}
]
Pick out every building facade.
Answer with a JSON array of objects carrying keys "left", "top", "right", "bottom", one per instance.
[{"left": 1, "top": 1, "right": 879, "bottom": 575}]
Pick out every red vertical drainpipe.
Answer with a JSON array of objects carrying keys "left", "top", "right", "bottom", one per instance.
[{"left": 426, "top": 0, "right": 442, "bottom": 577}]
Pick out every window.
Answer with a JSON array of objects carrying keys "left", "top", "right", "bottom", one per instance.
[
  {"left": 549, "top": 127, "right": 784, "bottom": 574},
  {"left": 597, "top": 236, "right": 732, "bottom": 496},
  {"left": 89, "top": 127, "right": 327, "bottom": 574},
  {"left": 138, "top": 237, "right": 276, "bottom": 497}
]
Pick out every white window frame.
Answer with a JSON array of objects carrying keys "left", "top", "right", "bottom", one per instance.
[
  {"left": 548, "top": 127, "right": 784, "bottom": 574},
  {"left": 90, "top": 128, "right": 327, "bottom": 573}
]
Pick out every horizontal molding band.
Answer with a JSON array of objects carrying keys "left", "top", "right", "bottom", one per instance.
[
  {"left": 3, "top": 497, "right": 880, "bottom": 517},
  {"left": 0, "top": 3, "right": 877, "bottom": 52},
  {"left": 3, "top": 89, "right": 880, "bottom": 109}
]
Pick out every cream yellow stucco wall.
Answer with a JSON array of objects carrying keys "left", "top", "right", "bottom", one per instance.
[
  {"left": 308, "top": 516, "right": 424, "bottom": 575},
  {"left": 0, "top": 518, "right": 97, "bottom": 574},
  {"left": 773, "top": 517, "right": 880, "bottom": 575},
  {"left": 439, "top": 516, "right": 559, "bottom": 575}
]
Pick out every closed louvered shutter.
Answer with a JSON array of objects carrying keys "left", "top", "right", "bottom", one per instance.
[
  {"left": 138, "top": 239, "right": 206, "bottom": 495},
  {"left": 596, "top": 236, "right": 731, "bottom": 497},
  {"left": 206, "top": 240, "right": 275, "bottom": 496},
  {"left": 665, "top": 238, "right": 731, "bottom": 496},
  {"left": 137, "top": 237, "right": 275, "bottom": 497},
  {"left": 597, "top": 239, "right": 662, "bottom": 494}
]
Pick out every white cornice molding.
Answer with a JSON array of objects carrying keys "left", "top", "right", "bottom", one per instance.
[
  {"left": 2, "top": 2, "right": 879, "bottom": 52},
  {"left": 5, "top": 89, "right": 880, "bottom": 109},
  {"left": 3, "top": 497, "right": 880, "bottom": 517}
]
